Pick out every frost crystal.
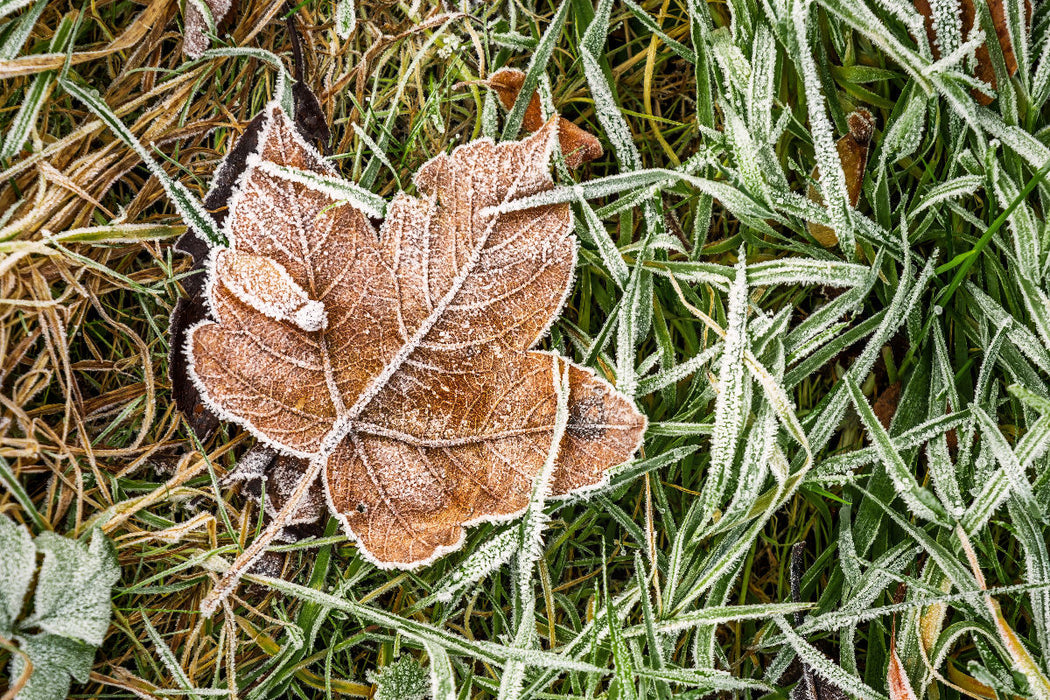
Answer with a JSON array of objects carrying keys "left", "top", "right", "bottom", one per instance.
[{"left": 792, "top": 1, "right": 855, "bottom": 255}]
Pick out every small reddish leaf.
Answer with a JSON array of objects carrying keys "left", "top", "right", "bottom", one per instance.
[
  {"left": 486, "top": 67, "right": 604, "bottom": 169},
  {"left": 185, "top": 104, "right": 646, "bottom": 568},
  {"left": 888, "top": 643, "right": 919, "bottom": 700}
]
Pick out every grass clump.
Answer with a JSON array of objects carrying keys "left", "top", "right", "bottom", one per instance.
[{"left": 2, "top": 0, "right": 1050, "bottom": 699}]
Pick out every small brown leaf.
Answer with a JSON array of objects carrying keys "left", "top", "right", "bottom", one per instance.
[
  {"left": 806, "top": 109, "right": 875, "bottom": 248},
  {"left": 486, "top": 68, "right": 604, "bottom": 169},
  {"left": 873, "top": 381, "right": 901, "bottom": 431},
  {"left": 186, "top": 104, "right": 646, "bottom": 568}
]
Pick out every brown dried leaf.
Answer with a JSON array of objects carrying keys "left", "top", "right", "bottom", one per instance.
[
  {"left": 873, "top": 381, "right": 902, "bottom": 431},
  {"left": 486, "top": 68, "right": 604, "bottom": 169},
  {"left": 807, "top": 109, "right": 874, "bottom": 248},
  {"left": 185, "top": 104, "right": 646, "bottom": 567},
  {"left": 183, "top": 0, "right": 234, "bottom": 58}
]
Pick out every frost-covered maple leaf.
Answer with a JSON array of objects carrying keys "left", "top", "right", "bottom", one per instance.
[{"left": 183, "top": 103, "right": 646, "bottom": 568}]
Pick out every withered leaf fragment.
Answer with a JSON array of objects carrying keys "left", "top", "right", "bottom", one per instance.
[
  {"left": 486, "top": 67, "right": 604, "bottom": 169},
  {"left": 186, "top": 104, "right": 646, "bottom": 568},
  {"left": 223, "top": 445, "right": 327, "bottom": 541},
  {"left": 183, "top": 0, "right": 233, "bottom": 58},
  {"left": 806, "top": 109, "right": 874, "bottom": 248}
]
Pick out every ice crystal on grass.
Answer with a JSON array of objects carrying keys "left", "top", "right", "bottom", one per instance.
[
  {"left": 582, "top": 0, "right": 642, "bottom": 171},
  {"left": 791, "top": 0, "right": 858, "bottom": 257},
  {"left": 702, "top": 253, "right": 749, "bottom": 519}
]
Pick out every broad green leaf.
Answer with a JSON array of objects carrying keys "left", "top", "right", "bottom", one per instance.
[
  {"left": 0, "top": 514, "right": 34, "bottom": 637},
  {"left": 25, "top": 529, "right": 119, "bottom": 646},
  {"left": 8, "top": 633, "right": 94, "bottom": 700}
]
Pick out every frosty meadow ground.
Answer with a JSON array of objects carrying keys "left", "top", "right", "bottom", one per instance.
[{"left": 3, "top": 0, "right": 1050, "bottom": 699}]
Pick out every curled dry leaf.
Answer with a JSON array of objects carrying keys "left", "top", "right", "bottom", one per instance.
[
  {"left": 170, "top": 38, "right": 329, "bottom": 442},
  {"left": 914, "top": 0, "right": 1031, "bottom": 105},
  {"left": 806, "top": 108, "right": 874, "bottom": 248},
  {"left": 169, "top": 111, "right": 267, "bottom": 441},
  {"left": 183, "top": 104, "right": 646, "bottom": 567},
  {"left": 486, "top": 67, "right": 604, "bottom": 169}
]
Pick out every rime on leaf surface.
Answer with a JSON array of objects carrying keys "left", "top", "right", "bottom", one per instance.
[{"left": 186, "top": 104, "right": 646, "bottom": 567}]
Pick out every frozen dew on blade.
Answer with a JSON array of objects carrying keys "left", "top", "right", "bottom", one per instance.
[
  {"left": 182, "top": 102, "right": 646, "bottom": 583},
  {"left": 806, "top": 108, "right": 876, "bottom": 248}
]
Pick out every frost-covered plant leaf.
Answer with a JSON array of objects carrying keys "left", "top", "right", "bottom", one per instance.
[
  {"left": 368, "top": 656, "right": 430, "bottom": 700},
  {"left": 169, "top": 73, "right": 331, "bottom": 443},
  {"left": 335, "top": 0, "right": 356, "bottom": 38},
  {"left": 8, "top": 633, "right": 95, "bottom": 700},
  {"left": 183, "top": 103, "right": 646, "bottom": 568},
  {"left": 0, "top": 517, "right": 118, "bottom": 700},
  {"left": 887, "top": 639, "right": 919, "bottom": 700},
  {"left": 25, "top": 528, "right": 120, "bottom": 646},
  {"left": 0, "top": 513, "right": 34, "bottom": 637}
]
